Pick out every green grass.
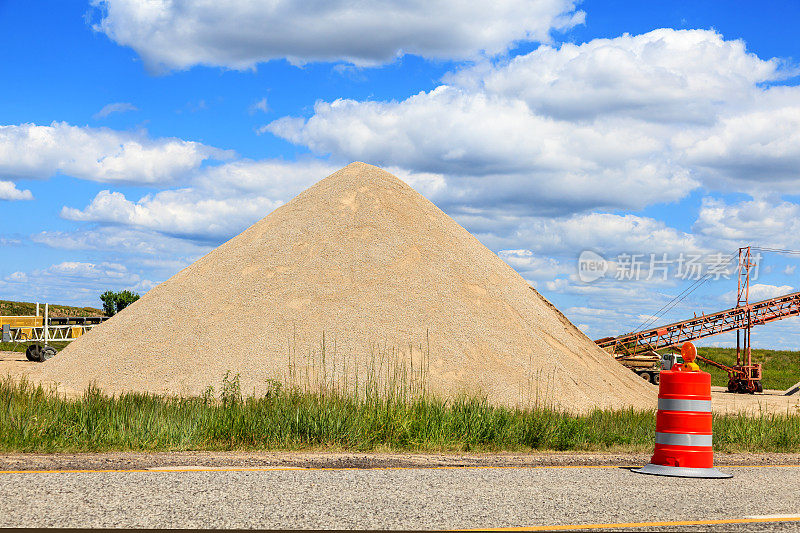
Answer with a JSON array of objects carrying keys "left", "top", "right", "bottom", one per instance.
[
  {"left": 0, "top": 341, "right": 69, "bottom": 354},
  {"left": 0, "top": 299, "right": 104, "bottom": 318},
  {"left": 697, "top": 347, "right": 800, "bottom": 390},
  {"left": 1, "top": 375, "right": 798, "bottom": 454}
]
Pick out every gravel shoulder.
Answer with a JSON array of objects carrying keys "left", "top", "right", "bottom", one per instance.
[{"left": 2, "top": 451, "right": 800, "bottom": 471}]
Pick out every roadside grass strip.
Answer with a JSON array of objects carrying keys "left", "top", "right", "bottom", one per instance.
[{"left": 2, "top": 376, "right": 799, "bottom": 453}]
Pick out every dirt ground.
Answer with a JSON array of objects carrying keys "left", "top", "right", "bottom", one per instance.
[
  {"left": 0, "top": 350, "right": 30, "bottom": 377},
  {"left": 3, "top": 350, "right": 798, "bottom": 414},
  {"left": 0, "top": 351, "right": 34, "bottom": 378},
  {"left": 711, "top": 385, "right": 800, "bottom": 414},
  {"left": 1, "top": 450, "right": 800, "bottom": 471}
]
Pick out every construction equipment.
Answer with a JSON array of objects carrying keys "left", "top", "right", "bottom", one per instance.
[
  {"left": 596, "top": 290, "right": 800, "bottom": 357},
  {"left": 606, "top": 350, "right": 685, "bottom": 385},
  {"left": 0, "top": 303, "right": 107, "bottom": 362},
  {"left": 597, "top": 247, "right": 795, "bottom": 393},
  {"left": 694, "top": 352, "right": 762, "bottom": 393}
]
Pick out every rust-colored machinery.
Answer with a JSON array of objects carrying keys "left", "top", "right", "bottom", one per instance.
[
  {"left": 694, "top": 353, "right": 762, "bottom": 393},
  {"left": 596, "top": 247, "right": 792, "bottom": 394}
]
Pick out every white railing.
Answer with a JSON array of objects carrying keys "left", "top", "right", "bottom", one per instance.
[
  {"left": 2, "top": 303, "right": 103, "bottom": 346},
  {"left": 8, "top": 324, "right": 98, "bottom": 343}
]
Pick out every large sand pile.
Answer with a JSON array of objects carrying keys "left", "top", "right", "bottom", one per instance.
[{"left": 33, "top": 162, "right": 655, "bottom": 411}]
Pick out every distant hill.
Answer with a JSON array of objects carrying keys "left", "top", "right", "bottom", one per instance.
[{"left": 0, "top": 299, "right": 105, "bottom": 318}]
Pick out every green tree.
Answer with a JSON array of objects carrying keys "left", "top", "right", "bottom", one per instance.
[
  {"left": 99, "top": 290, "right": 141, "bottom": 316},
  {"left": 115, "top": 290, "right": 140, "bottom": 312},
  {"left": 99, "top": 290, "right": 117, "bottom": 316}
]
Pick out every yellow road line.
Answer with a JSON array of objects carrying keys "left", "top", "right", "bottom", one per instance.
[
  {"left": 465, "top": 515, "right": 800, "bottom": 531},
  {"left": 0, "top": 463, "right": 798, "bottom": 474}
]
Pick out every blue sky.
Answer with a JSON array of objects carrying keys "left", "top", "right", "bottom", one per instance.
[{"left": 2, "top": 0, "right": 800, "bottom": 348}]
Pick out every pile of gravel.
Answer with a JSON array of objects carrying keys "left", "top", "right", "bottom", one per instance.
[{"left": 34, "top": 163, "right": 655, "bottom": 412}]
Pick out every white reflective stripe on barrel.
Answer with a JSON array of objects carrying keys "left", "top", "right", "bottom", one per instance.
[
  {"left": 657, "top": 398, "right": 712, "bottom": 412},
  {"left": 655, "top": 431, "right": 713, "bottom": 447}
]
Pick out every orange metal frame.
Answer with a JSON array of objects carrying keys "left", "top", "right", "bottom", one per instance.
[
  {"left": 595, "top": 247, "right": 791, "bottom": 391},
  {"left": 595, "top": 290, "right": 800, "bottom": 356}
]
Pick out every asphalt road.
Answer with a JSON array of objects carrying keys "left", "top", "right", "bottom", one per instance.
[{"left": 1, "top": 463, "right": 799, "bottom": 530}]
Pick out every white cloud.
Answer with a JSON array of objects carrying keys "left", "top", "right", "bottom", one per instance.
[
  {"left": 382, "top": 166, "right": 448, "bottom": 200},
  {"left": 546, "top": 274, "right": 740, "bottom": 340},
  {"left": 249, "top": 98, "right": 269, "bottom": 114},
  {"left": 94, "top": 102, "right": 138, "bottom": 119},
  {"left": 552, "top": 281, "right": 695, "bottom": 334},
  {"left": 267, "top": 87, "right": 696, "bottom": 213},
  {"left": 0, "top": 261, "right": 154, "bottom": 307},
  {"left": 0, "top": 180, "right": 33, "bottom": 200},
  {"left": 448, "top": 29, "right": 784, "bottom": 123},
  {"left": 14, "top": 25, "right": 800, "bottom": 347},
  {"left": 721, "top": 283, "right": 794, "bottom": 305},
  {"left": 31, "top": 227, "right": 211, "bottom": 258},
  {"left": 91, "top": 0, "right": 584, "bottom": 71},
  {"left": 60, "top": 159, "right": 336, "bottom": 240},
  {"left": 59, "top": 159, "right": 448, "bottom": 241},
  {"left": 566, "top": 306, "right": 629, "bottom": 320},
  {"left": 0, "top": 122, "right": 232, "bottom": 185},
  {"left": 266, "top": 28, "right": 800, "bottom": 214},
  {"left": 471, "top": 213, "right": 712, "bottom": 323},
  {"left": 50, "top": 261, "right": 128, "bottom": 278},
  {"left": 676, "top": 92, "right": 800, "bottom": 190},
  {"left": 545, "top": 246, "right": 798, "bottom": 343},
  {"left": 697, "top": 319, "right": 800, "bottom": 350},
  {"left": 6, "top": 271, "right": 28, "bottom": 282},
  {"left": 694, "top": 197, "right": 800, "bottom": 249},
  {"left": 21, "top": 28, "right": 797, "bottom": 343},
  {"left": 545, "top": 278, "right": 570, "bottom": 292},
  {"left": 62, "top": 189, "right": 283, "bottom": 240},
  {"left": 498, "top": 249, "right": 568, "bottom": 280},
  {"left": 192, "top": 158, "right": 336, "bottom": 198},
  {"left": 267, "top": 87, "right": 661, "bottom": 177},
  {"left": 461, "top": 211, "right": 704, "bottom": 259},
  {"left": 518, "top": 213, "right": 703, "bottom": 255}
]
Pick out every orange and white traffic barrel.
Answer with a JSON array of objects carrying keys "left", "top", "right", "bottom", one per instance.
[{"left": 634, "top": 342, "right": 732, "bottom": 478}]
